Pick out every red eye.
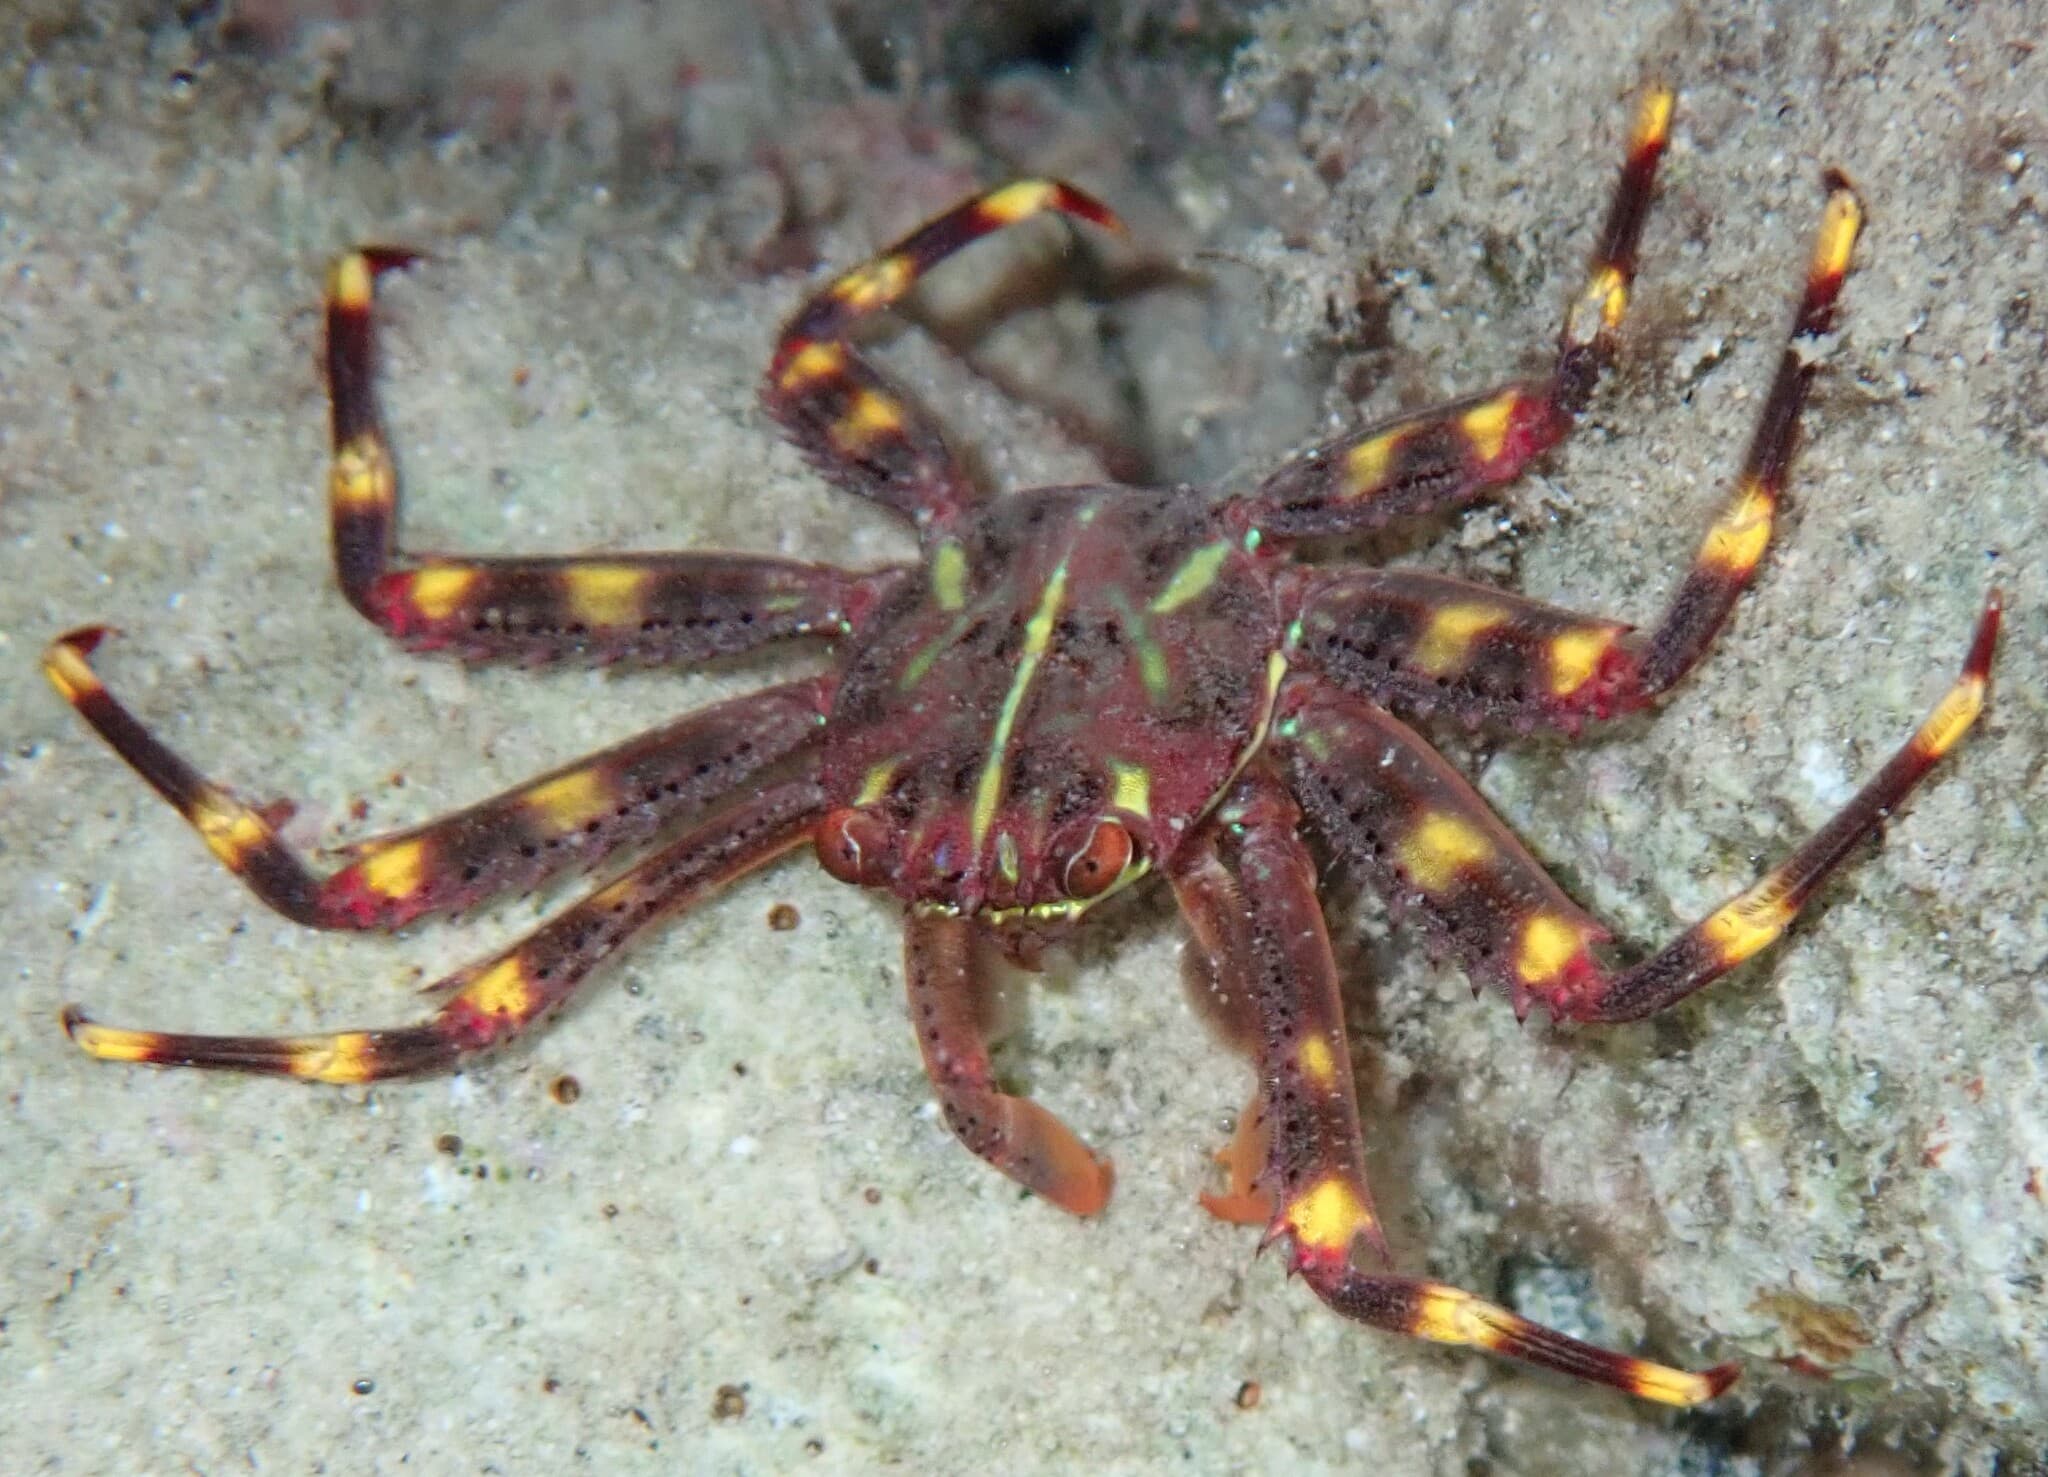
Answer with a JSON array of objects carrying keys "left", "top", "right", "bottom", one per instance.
[
  {"left": 816, "top": 807, "right": 890, "bottom": 886},
  {"left": 1062, "top": 817, "right": 1134, "bottom": 899}
]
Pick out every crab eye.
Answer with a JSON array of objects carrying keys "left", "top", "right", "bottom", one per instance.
[
  {"left": 1062, "top": 817, "right": 1134, "bottom": 900},
  {"left": 816, "top": 807, "right": 890, "bottom": 887}
]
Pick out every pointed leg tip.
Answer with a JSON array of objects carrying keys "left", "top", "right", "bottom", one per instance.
[
  {"left": 1701, "top": 1361, "right": 1743, "bottom": 1400},
  {"left": 51, "top": 625, "right": 116, "bottom": 657},
  {"left": 359, "top": 246, "right": 426, "bottom": 274},
  {"left": 59, "top": 1004, "right": 91, "bottom": 1040}
]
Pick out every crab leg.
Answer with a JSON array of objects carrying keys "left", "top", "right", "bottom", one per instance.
[
  {"left": 43, "top": 626, "right": 831, "bottom": 931},
  {"left": 1237, "top": 85, "right": 1672, "bottom": 541},
  {"left": 765, "top": 180, "right": 1124, "bottom": 534},
  {"left": 1291, "top": 178, "right": 1867, "bottom": 728},
  {"left": 61, "top": 778, "right": 827, "bottom": 1081},
  {"left": 905, "top": 909, "right": 1114, "bottom": 1216},
  {"left": 1170, "top": 771, "right": 1735, "bottom": 1404},
  {"left": 327, "top": 249, "right": 903, "bottom": 664},
  {"left": 1277, "top": 590, "right": 1998, "bottom": 1022}
]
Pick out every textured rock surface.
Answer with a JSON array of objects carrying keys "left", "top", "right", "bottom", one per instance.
[{"left": 3, "top": 3, "right": 2041, "bottom": 1473}]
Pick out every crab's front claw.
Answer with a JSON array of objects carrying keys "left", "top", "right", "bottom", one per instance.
[
  {"left": 980, "top": 1096, "right": 1115, "bottom": 1218},
  {"left": 907, "top": 909, "right": 1115, "bottom": 1217}
]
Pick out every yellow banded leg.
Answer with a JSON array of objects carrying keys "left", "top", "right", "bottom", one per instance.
[
  {"left": 324, "top": 247, "right": 898, "bottom": 664},
  {"left": 766, "top": 179, "right": 1124, "bottom": 531},
  {"left": 63, "top": 779, "right": 827, "bottom": 1081},
  {"left": 1632, "top": 175, "right": 1865, "bottom": 696},
  {"left": 1241, "top": 84, "right": 1672, "bottom": 541},
  {"left": 1282, "top": 585, "right": 1998, "bottom": 1026},
  {"left": 1172, "top": 772, "right": 1734, "bottom": 1403},
  {"left": 43, "top": 625, "right": 831, "bottom": 932},
  {"left": 1577, "top": 589, "right": 2000, "bottom": 1022}
]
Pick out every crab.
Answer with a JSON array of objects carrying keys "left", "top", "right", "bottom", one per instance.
[{"left": 47, "top": 85, "right": 2000, "bottom": 1406}]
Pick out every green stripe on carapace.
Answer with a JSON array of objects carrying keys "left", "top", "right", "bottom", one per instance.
[
  {"left": 1148, "top": 540, "right": 1231, "bottom": 615},
  {"left": 931, "top": 540, "right": 969, "bottom": 612},
  {"left": 970, "top": 561, "right": 1070, "bottom": 852},
  {"left": 1108, "top": 590, "right": 1171, "bottom": 702},
  {"left": 899, "top": 609, "right": 977, "bottom": 690}
]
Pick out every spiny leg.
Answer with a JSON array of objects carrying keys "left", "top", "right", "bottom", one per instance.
[
  {"left": 327, "top": 249, "right": 904, "bottom": 664},
  {"left": 44, "top": 626, "right": 831, "bottom": 930},
  {"left": 904, "top": 908, "right": 1113, "bottom": 1216},
  {"left": 765, "top": 179, "right": 1124, "bottom": 535},
  {"left": 1278, "top": 591, "right": 1998, "bottom": 1024},
  {"left": 1235, "top": 85, "right": 1672, "bottom": 541},
  {"left": 1288, "top": 177, "right": 1868, "bottom": 731},
  {"left": 1170, "top": 770, "right": 1733, "bottom": 1405},
  {"left": 62, "top": 778, "right": 828, "bottom": 1080},
  {"left": 1286, "top": 567, "right": 1636, "bottom": 735}
]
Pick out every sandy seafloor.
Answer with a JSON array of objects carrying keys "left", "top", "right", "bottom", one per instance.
[{"left": 2, "top": 3, "right": 2044, "bottom": 1474}]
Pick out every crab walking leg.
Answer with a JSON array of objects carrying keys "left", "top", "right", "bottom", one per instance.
[
  {"left": 62, "top": 779, "right": 829, "bottom": 1081},
  {"left": 43, "top": 626, "right": 831, "bottom": 931},
  {"left": 326, "top": 250, "right": 904, "bottom": 664},
  {"left": 1630, "top": 175, "right": 1861, "bottom": 695},
  {"left": 1238, "top": 85, "right": 1673, "bottom": 540},
  {"left": 1288, "top": 175, "right": 1864, "bottom": 731},
  {"left": 1167, "top": 798, "right": 1384, "bottom": 1249},
  {"left": 904, "top": 908, "right": 1114, "bottom": 1216},
  {"left": 1279, "top": 591, "right": 1999, "bottom": 1023},
  {"left": 765, "top": 180, "right": 1125, "bottom": 532},
  {"left": 1173, "top": 772, "right": 1735, "bottom": 1404}
]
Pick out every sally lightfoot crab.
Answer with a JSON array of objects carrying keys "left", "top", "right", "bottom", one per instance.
[{"left": 48, "top": 85, "right": 1999, "bottom": 1404}]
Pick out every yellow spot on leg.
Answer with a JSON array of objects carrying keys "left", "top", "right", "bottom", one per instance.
[
  {"left": 776, "top": 340, "right": 846, "bottom": 391},
  {"left": 68, "top": 1019, "right": 161, "bottom": 1065},
  {"left": 1343, "top": 428, "right": 1406, "bottom": 498},
  {"left": 975, "top": 179, "right": 1058, "bottom": 225},
  {"left": 1516, "top": 912, "right": 1588, "bottom": 987},
  {"left": 1412, "top": 603, "right": 1506, "bottom": 677},
  {"left": 1566, "top": 265, "right": 1630, "bottom": 347},
  {"left": 830, "top": 253, "right": 915, "bottom": 314},
  {"left": 1297, "top": 1034, "right": 1338, "bottom": 1089},
  {"left": 358, "top": 837, "right": 427, "bottom": 901},
  {"left": 461, "top": 956, "right": 536, "bottom": 1021},
  {"left": 330, "top": 436, "right": 396, "bottom": 513},
  {"left": 1410, "top": 1285, "right": 1505, "bottom": 1349},
  {"left": 1698, "top": 877, "right": 1797, "bottom": 968},
  {"left": 1911, "top": 673, "right": 1986, "bottom": 762},
  {"left": 1630, "top": 85, "right": 1675, "bottom": 158},
  {"left": 187, "top": 786, "right": 272, "bottom": 871},
  {"left": 288, "top": 1031, "right": 378, "bottom": 1084},
  {"left": 327, "top": 253, "right": 373, "bottom": 312},
  {"left": 1283, "top": 1174, "right": 1375, "bottom": 1254},
  {"left": 832, "top": 388, "right": 906, "bottom": 450},
  {"left": 1812, "top": 187, "right": 1863, "bottom": 284},
  {"left": 42, "top": 641, "right": 105, "bottom": 705},
  {"left": 408, "top": 565, "right": 481, "bottom": 621},
  {"left": 1396, "top": 811, "right": 1496, "bottom": 894},
  {"left": 1459, "top": 390, "right": 1522, "bottom": 464},
  {"left": 522, "top": 768, "right": 616, "bottom": 834},
  {"left": 1698, "top": 478, "right": 1776, "bottom": 578},
  {"left": 1548, "top": 626, "right": 1619, "bottom": 697},
  {"left": 562, "top": 564, "right": 653, "bottom": 627}
]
